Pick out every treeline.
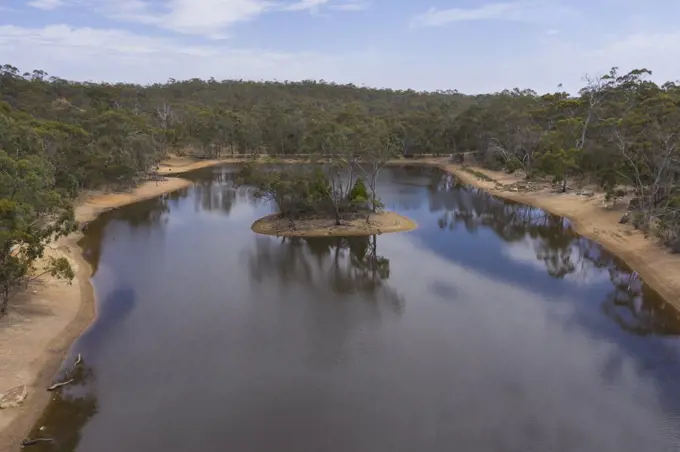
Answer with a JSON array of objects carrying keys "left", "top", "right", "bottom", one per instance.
[
  {"left": 453, "top": 68, "right": 680, "bottom": 250},
  {"left": 1, "top": 63, "right": 680, "bottom": 314},
  {"left": 1, "top": 63, "right": 470, "bottom": 195},
  {"left": 0, "top": 63, "right": 466, "bottom": 313}
]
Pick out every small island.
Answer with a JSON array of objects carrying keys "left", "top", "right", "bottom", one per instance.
[
  {"left": 252, "top": 211, "right": 417, "bottom": 237},
  {"left": 239, "top": 149, "right": 417, "bottom": 237}
]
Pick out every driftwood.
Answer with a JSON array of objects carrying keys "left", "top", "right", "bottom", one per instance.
[
  {"left": 21, "top": 437, "right": 54, "bottom": 447},
  {"left": 46, "top": 354, "right": 82, "bottom": 391},
  {"left": 47, "top": 379, "right": 74, "bottom": 392}
]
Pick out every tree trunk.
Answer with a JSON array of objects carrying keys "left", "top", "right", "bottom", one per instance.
[
  {"left": 1, "top": 287, "right": 8, "bottom": 316},
  {"left": 371, "top": 234, "right": 377, "bottom": 278}
]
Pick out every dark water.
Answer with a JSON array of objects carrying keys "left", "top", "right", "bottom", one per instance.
[{"left": 30, "top": 165, "right": 680, "bottom": 452}]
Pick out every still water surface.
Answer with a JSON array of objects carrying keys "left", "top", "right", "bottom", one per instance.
[{"left": 32, "top": 165, "right": 680, "bottom": 452}]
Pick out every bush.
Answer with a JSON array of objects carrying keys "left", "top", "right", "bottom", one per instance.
[
  {"left": 632, "top": 211, "right": 646, "bottom": 229},
  {"left": 348, "top": 178, "right": 368, "bottom": 203},
  {"left": 505, "top": 157, "right": 523, "bottom": 173}
]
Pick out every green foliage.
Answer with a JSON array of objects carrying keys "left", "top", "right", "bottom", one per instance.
[
  {"left": 0, "top": 150, "right": 76, "bottom": 314},
  {"left": 505, "top": 157, "right": 523, "bottom": 173},
  {"left": 604, "top": 187, "right": 626, "bottom": 203},
  {"left": 239, "top": 165, "right": 331, "bottom": 218},
  {"left": 45, "top": 256, "right": 75, "bottom": 281},
  {"left": 538, "top": 147, "right": 582, "bottom": 189},
  {"left": 461, "top": 166, "right": 494, "bottom": 182},
  {"left": 348, "top": 178, "right": 368, "bottom": 203},
  {"left": 1, "top": 63, "right": 680, "bottom": 258}
]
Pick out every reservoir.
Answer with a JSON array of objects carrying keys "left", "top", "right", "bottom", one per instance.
[{"left": 31, "top": 165, "right": 680, "bottom": 452}]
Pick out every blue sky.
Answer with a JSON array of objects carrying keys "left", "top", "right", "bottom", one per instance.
[{"left": 1, "top": 0, "right": 679, "bottom": 93}]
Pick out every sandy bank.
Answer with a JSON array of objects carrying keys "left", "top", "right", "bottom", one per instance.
[
  {"left": 424, "top": 159, "right": 680, "bottom": 311},
  {"left": 156, "top": 154, "right": 447, "bottom": 176},
  {"left": 252, "top": 211, "right": 417, "bottom": 237},
  {"left": 0, "top": 176, "right": 194, "bottom": 451},
  {"left": 157, "top": 155, "right": 327, "bottom": 176},
  {"left": 0, "top": 234, "right": 94, "bottom": 451},
  {"left": 4, "top": 153, "right": 680, "bottom": 448},
  {"left": 157, "top": 156, "right": 246, "bottom": 176},
  {"left": 74, "top": 177, "right": 193, "bottom": 223}
]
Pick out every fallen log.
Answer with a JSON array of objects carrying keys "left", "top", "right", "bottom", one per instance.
[
  {"left": 47, "top": 379, "right": 74, "bottom": 392},
  {"left": 21, "top": 437, "right": 54, "bottom": 448}
]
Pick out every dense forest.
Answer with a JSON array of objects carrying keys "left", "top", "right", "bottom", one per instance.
[{"left": 1, "top": 62, "right": 679, "bottom": 313}]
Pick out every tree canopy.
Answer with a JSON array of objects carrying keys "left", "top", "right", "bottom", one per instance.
[{"left": 2, "top": 62, "right": 680, "bottom": 313}]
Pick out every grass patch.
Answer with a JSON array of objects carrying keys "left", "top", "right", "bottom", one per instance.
[{"left": 461, "top": 166, "right": 495, "bottom": 182}]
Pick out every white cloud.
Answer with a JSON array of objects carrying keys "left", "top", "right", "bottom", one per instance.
[
  {"left": 27, "top": 0, "right": 64, "bottom": 9},
  {"left": 102, "top": 0, "right": 271, "bottom": 38},
  {"left": 411, "top": 1, "right": 580, "bottom": 28},
  {"left": 0, "top": 24, "right": 382, "bottom": 84},
  {"left": 0, "top": 25, "right": 216, "bottom": 57},
  {"left": 329, "top": 0, "right": 370, "bottom": 11},
  {"left": 55, "top": 0, "right": 366, "bottom": 38},
  {"left": 1, "top": 24, "right": 679, "bottom": 94},
  {"left": 282, "top": 0, "right": 328, "bottom": 12},
  {"left": 412, "top": 3, "right": 515, "bottom": 26}
]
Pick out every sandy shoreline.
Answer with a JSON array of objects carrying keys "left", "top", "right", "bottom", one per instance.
[
  {"left": 430, "top": 161, "right": 680, "bottom": 310},
  {"left": 0, "top": 177, "right": 194, "bottom": 451},
  {"left": 3, "top": 155, "right": 680, "bottom": 449},
  {"left": 75, "top": 177, "right": 193, "bottom": 223},
  {"left": 0, "top": 233, "right": 94, "bottom": 451},
  {"left": 157, "top": 156, "right": 246, "bottom": 176},
  {"left": 252, "top": 211, "right": 417, "bottom": 237}
]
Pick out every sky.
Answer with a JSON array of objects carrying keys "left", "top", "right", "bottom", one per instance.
[{"left": 0, "top": 0, "right": 679, "bottom": 94}]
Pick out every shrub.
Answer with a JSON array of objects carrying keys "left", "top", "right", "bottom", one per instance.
[
  {"left": 348, "top": 178, "right": 368, "bottom": 203},
  {"left": 505, "top": 157, "right": 523, "bottom": 173}
]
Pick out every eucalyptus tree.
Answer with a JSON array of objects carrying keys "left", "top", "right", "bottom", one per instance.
[{"left": 0, "top": 150, "right": 76, "bottom": 315}]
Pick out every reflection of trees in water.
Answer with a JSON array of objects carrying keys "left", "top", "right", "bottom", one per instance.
[
  {"left": 248, "top": 235, "right": 403, "bottom": 314},
  {"left": 430, "top": 172, "right": 680, "bottom": 336},
  {"left": 28, "top": 360, "right": 98, "bottom": 452},
  {"left": 247, "top": 235, "right": 403, "bottom": 367},
  {"left": 602, "top": 269, "right": 680, "bottom": 336},
  {"left": 82, "top": 167, "right": 255, "bottom": 278},
  {"left": 119, "top": 188, "right": 188, "bottom": 228},
  {"left": 192, "top": 168, "right": 259, "bottom": 214},
  {"left": 381, "top": 166, "right": 442, "bottom": 211},
  {"left": 80, "top": 189, "right": 189, "bottom": 275},
  {"left": 387, "top": 165, "right": 441, "bottom": 185},
  {"left": 193, "top": 174, "right": 237, "bottom": 215}
]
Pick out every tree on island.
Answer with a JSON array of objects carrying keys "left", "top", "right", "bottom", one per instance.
[
  {"left": 239, "top": 128, "right": 399, "bottom": 229},
  {"left": 356, "top": 119, "right": 401, "bottom": 221}
]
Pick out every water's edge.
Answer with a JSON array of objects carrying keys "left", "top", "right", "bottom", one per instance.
[
  {"left": 7, "top": 159, "right": 679, "bottom": 449},
  {"left": 0, "top": 179, "right": 194, "bottom": 452},
  {"left": 432, "top": 162, "right": 680, "bottom": 313}
]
